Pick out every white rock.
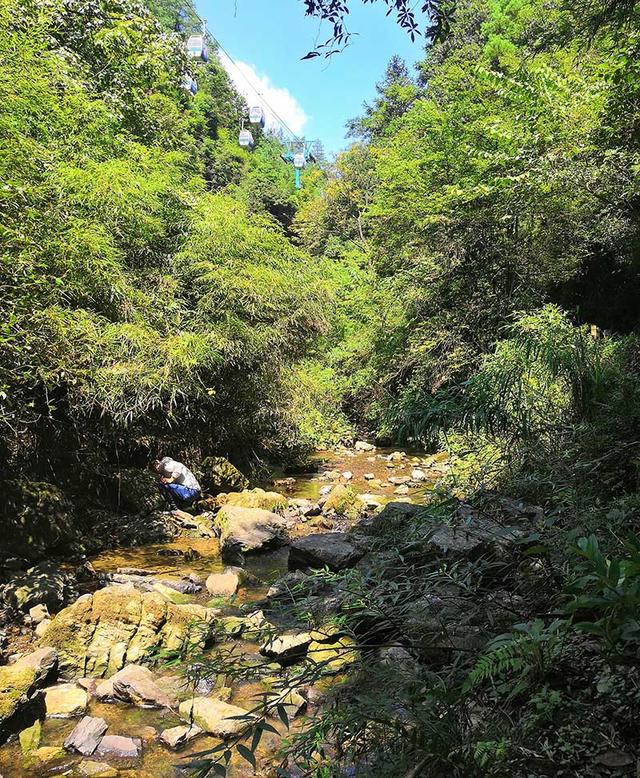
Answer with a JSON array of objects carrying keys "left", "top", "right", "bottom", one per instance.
[{"left": 206, "top": 572, "right": 239, "bottom": 597}]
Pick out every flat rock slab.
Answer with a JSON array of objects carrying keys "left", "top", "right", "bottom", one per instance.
[
  {"left": 78, "top": 760, "right": 119, "bottom": 777},
  {"left": 96, "top": 664, "right": 174, "bottom": 709},
  {"left": 44, "top": 683, "right": 88, "bottom": 717},
  {"left": 289, "top": 533, "right": 364, "bottom": 572},
  {"left": 159, "top": 723, "right": 203, "bottom": 750},
  {"left": 260, "top": 633, "right": 312, "bottom": 665},
  {"left": 64, "top": 716, "right": 108, "bottom": 756},
  {"left": 206, "top": 572, "right": 239, "bottom": 597},
  {"left": 179, "top": 697, "right": 256, "bottom": 738},
  {"left": 95, "top": 734, "right": 142, "bottom": 759}
]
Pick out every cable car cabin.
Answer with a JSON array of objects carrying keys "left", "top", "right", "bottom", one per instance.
[
  {"left": 249, "top": 106, "right": 266, "bottom": 129},
  {"left": 181, "top": 74, "right": 197, "bottom": 95},
  {"left": 239, "top": 129, "right": 254, "bottom": 148},
  {"left": 293, "top": 152, "right": 306, "bottom": 169},
  {"left": 186, "top": 35, "right": 208, "bottom": 62}
]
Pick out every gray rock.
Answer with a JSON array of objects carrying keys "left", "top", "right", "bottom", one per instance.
[
  {"left": 95, "top": 734, "right": 142, "bottom": 758},
  {"left": 289, "top": 533, "right": 364, "bottom": 572},
  {"left": 64, "top": 716, "right": 108, "bottom": 756},
  {"left": 289, "top": 499, "right": 322, "bottom": 518},
  {"left": 96, "top": 665, "right": 174, "bottom": 708},
  {"left": 354, "top": 441, "right": 375, "bottom": 451}
]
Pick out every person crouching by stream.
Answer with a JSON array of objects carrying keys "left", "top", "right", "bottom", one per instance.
[{"left": 150, "top": 457, "right": 201, "bottom": 514}]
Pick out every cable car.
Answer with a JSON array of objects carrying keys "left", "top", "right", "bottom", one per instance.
[
  {"left": 175, "top": 7, "right": 187, "bottom": 33},
  {"left": 181, "top": 74, "right": 197, "bottom": 95},
  {"left": 293, "top": 152, "right": 306, "bottom": 169},
  {"left": 249, "top": 106, "right": 266, "bottom": 129},
  {"left": 239, "top": 129, "right": 254, "bottom": 148},
  {"left": 187, "top": 34, "right": 208, "bottom": 62}
]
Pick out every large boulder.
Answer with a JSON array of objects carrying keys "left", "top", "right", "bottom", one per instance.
[
  {"left": 214, "top": 506, "right": 289, "bottom": 561},
  {"left": 200, "top": 457, "right": 249, "bottom": 495},
  {"left": 220, "top": 488, "right": 287, "bottom": 513},
  {"left": 179, "top": 697, "right": 256, "bottom": 738},
  {"left": 0, "top": 480, "right": 75, "bottom": 562},
  {"left": 289, "top": 533, "right": 364, "bottom": 572},
  {"left": 38, "top": 585, "right": 217, "bottom": 678}
]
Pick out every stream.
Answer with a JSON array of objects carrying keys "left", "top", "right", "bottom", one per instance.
[{"left": 0, "top": 446, "right": 445, "bottom": 778}]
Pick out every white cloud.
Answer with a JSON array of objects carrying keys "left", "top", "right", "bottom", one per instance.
[{"left": 217, "top": 50, "right": 308, "bottom": 136}]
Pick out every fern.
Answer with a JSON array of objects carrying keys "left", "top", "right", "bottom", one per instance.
[{"left": 463, "top": 619, "right": 565, "bottom": 694}]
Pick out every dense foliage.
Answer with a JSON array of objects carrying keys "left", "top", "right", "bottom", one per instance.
[
  {"left": 0, "top": 0, "right": 344, "bottom": 510},
  {"left": 259, "top": 0, "right": 640, "bottom": 773},
  {"left": 4, "top": 0, "right": 640, "bottom": 773}
]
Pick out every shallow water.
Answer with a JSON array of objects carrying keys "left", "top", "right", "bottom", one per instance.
[{"left": 0, "top": 445, "right": 441, "bottom": 777}]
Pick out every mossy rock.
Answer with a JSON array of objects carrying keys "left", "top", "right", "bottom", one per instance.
[
  {"left": 1, "top": 481, "right": 75, "bottom": 561},
  {"left": 222, "top": 488, "right": 287, "bottom": 513},
  {"left": 109, "top": 468, "right": 161, "bottom": 515},
  {"left": 39, "top": 585, "right": 217, "bottom": 678},
  {"left": 307, "top": 636, "right": 359, "bottom": 674},
  {"left": 200, "top": 457, "right": 249, "bottom": 495},
  {"left": 0, "top": 663, "right": 37, "bottom": 723},
  {"left": 323, "top": 485, "right": 366, "bottom": 520}
]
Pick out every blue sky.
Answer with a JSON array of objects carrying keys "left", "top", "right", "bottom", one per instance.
[{"left": 195, "top": 0, "right": 425, "bottom": 155}]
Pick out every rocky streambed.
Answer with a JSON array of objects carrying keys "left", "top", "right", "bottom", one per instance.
[{"left": 0, "top": 445, "right": 466, "bottom": 777}]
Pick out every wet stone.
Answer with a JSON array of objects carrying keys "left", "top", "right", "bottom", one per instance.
[
  {"left": 95, "top": 735, "right": 142, "bottom": 759},
  {"left": 78, "top": 760, "right": 119, "bottom": 777},
  {"left": 260, "top": 632, "right": 312, "bottom": 665},
  {"left": 64, "top": 715, "right": 108, "bottom": 756}
]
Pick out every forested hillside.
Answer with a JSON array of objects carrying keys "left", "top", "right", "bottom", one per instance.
[
  {"left": 0, "top": 0, "right": 353, "bottom": 545},
  {"left": 2, "top": 0, "right": 640, "bottom": 774}
]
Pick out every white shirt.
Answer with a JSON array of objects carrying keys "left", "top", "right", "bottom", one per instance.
[{"left": 159, "top": 457, "right": 201, "bottom": 491}]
